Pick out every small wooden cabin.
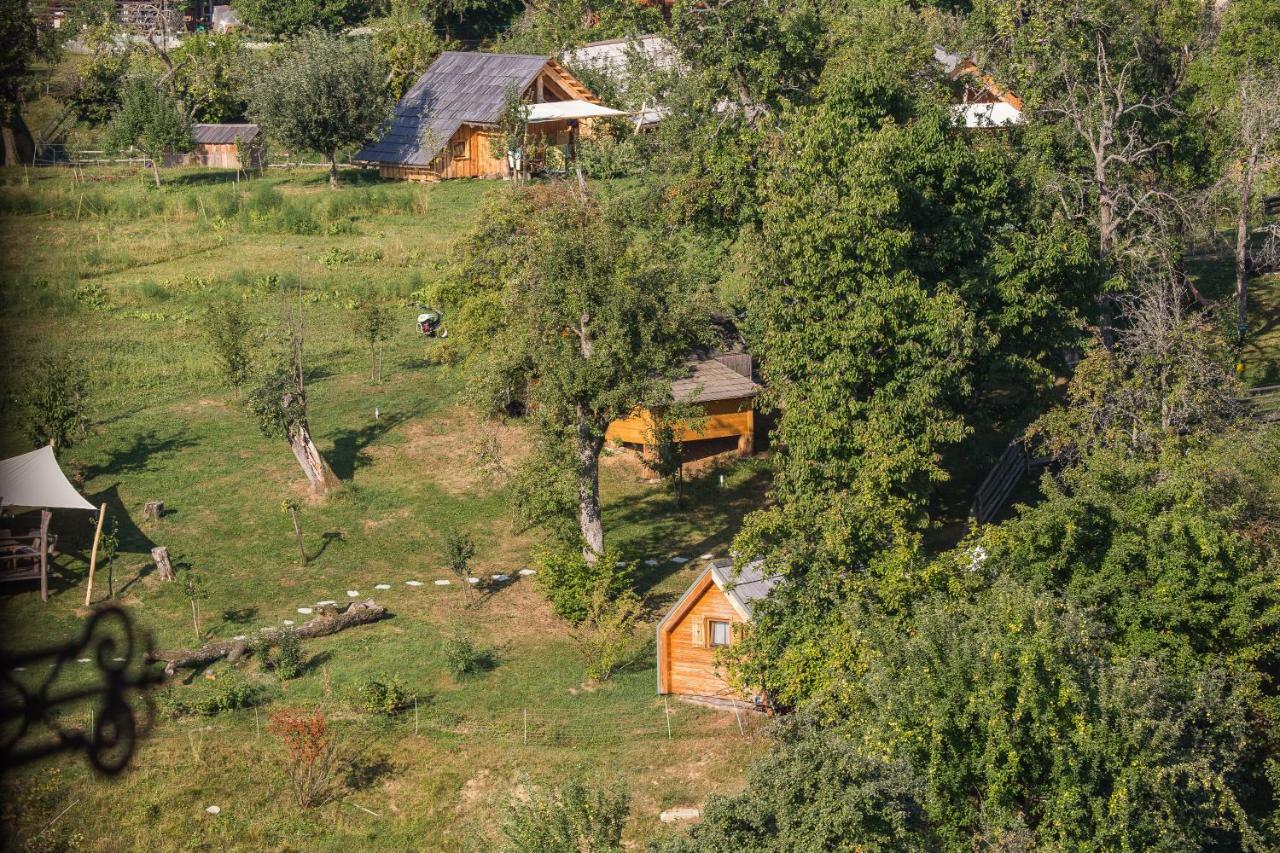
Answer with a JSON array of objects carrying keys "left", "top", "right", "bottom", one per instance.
[
  {"left": 168, "top": 123, "right": 265, "bottom": 169},
  {"left": 606, "top": 354, "right": 759, "bottom": 469},
  {"left": 656, "top": 558, "right": 780, "bottom": 700},
  {"left": 354, "top": 52, "right": 624, "bottom": 181}
]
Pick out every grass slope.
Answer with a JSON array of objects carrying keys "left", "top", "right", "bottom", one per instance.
[{"left": 0, "top": 167, "right": 767, "bottom": 850}]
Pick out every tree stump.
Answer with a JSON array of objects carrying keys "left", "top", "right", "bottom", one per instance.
[
  {"left": 152, "top": 546, "right": 175, "bottom": 582},
  {"left": 143, "top": 501, "right": 165, "bottom": 524}
]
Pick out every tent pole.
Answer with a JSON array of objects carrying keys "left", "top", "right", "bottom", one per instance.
[
  {"left": 40, "top": 509, "right": 50, "bottom": 602},
  {"left": 85, "top": 503, "right": 107, "bottom": 609}
]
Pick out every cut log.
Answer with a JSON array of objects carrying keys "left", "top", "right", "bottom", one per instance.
[
  {"left": 151, "top": 546, "right": 175, "bottom": 581},
  {"left": 143, "top": 501, "right": 165, "bottom": 523},
  {"left": 146, "top": 599, "right": 390, "bottom": 676}
]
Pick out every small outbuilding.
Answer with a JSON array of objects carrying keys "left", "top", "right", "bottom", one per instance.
[
  {"left": 165, "top": 123, "right": 265, "bottom": 170},
  {"left": 606, "top": 353, "right": 759, "bottom": 470},
  {"left": 354, "top": 51, "right": 625, "bottom": 181},
  {"left": 934, "top": 46, "right": 1025, "bottom": 128},
  {"left": 656, "top": 558, "right": 780, "bottom": 700}
]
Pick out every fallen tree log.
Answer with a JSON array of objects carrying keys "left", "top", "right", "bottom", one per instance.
[{"left": 146, "top": 599, "right": 390, "bottom": 676}]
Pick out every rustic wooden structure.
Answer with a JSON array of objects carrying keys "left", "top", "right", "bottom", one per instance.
[
  {"left": 656, "top": 558, "right": 780, "bottom": 700},
  {"left": 354, "top": 52, "right": 622, "bottom": 181},
  {"left": 164, "top": 124, "right": 264, "bottom": 170},
  {"left": 934, "top": 47, "right": 1024, "bottom": 127},
  {"left": 606, "top": 354, "right": 759, "bottom": 470}
]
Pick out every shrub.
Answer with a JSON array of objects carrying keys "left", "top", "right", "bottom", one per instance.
[
  {"left": 500, "top": 777, "right": 629, "bottom": 852},
  {"left": 571, "top": 588, "right": 646, "bottom": 684},
  {"left": 23, "top": 355, "right": 89, "bottom": 450},
  {"left": 157, "top": 670, "right": 260, "bottom": 718},
  {"left": 535, "top": 548, "right": 635, "bottom": 626},
  {"left": 272, "top": 628, "right": 303, "bottom": 680},
  {"left": 442, "top": 634, "right": 497, "bottom": 679},
  {"left": 268, "top": 708, "right": 340, "bottom": 808},
  {"left": 353, "top": 673, "right": 416, "bottom": 715}
]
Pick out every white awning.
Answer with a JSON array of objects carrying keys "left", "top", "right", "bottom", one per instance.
[
  {"left": 0, "top": 445, "right": 96, "bottom": 511},
  {"left": 526, "top": 100, "right": 628, "bottom": 123}
]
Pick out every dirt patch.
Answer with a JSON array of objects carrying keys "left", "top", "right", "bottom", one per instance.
[{"left": 373, "top": 407, "right": 530, "bottom": 496}]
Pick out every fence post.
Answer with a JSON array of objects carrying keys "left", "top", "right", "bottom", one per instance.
[
  {"left": 254, "top": 707, "right": 260, "bottom": 740},
  {"left": 414, "top": 696, "right": 419, "bottom": 736},
  {"left": 663, "top": 697, "right": 672, "bottom": 740},
  {"left": 523, "top": 709, "right": 528, "bottom": 746}
]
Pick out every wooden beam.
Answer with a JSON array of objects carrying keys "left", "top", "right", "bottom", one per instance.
[{"left": 84, "top": 502, "right": 106, "bottom": 608}]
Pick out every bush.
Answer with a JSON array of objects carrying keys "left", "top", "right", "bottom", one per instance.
[
  {"left": 157, "top": 670, "right": 260, "bottom": 718},
  {"left": 571, "top": 588, "right": 646, "bottom": 684},
  {"left": 500, "top": 777, "right": 629, "bottom": 852},
  {"left": 271, "top": 628, "right": 303, "bottom": 680},
  {"left": 269, "top": 708, "right": 340, "bottom": 808},
  {"left": 442, "top": 634, "right": 497, "bottom": 679},
  {"left": 535, "top": 548, "right": 635, "bottom": 626},
  {"left": 353, "top": 673, "right": 416, "bottom": 715}
]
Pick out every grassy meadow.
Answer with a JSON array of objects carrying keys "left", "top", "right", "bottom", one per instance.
[{"left": 0, "top": 167, "right": 768, "bottom": 850}]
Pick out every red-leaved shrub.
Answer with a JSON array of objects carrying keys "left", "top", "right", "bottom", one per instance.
[{"left": 268, "top": 708, "right": 340, "bottom": 807}]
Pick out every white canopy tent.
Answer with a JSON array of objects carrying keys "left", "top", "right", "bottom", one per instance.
[
  {"left": 525, "top": 100, "right": 628, "bottom": 123},
  {"left": 0, "top": 445, "right": 100, "bottom": 603},
  {"left": 0, "top": 445, "right": 96, "bottom": 512}
]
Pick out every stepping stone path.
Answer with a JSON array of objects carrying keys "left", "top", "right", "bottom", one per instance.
[
  {"left": 317, "top": 600, "right": 337, "bottom": 606},
  {"left": 518, "top": 568, "right": 536, "bottom": 576},
  {"left": 466, "top": 577, "right": 480, "bottom": 584},
  {"left": 233, "top": 635, "right": 246, "bottom": 641},
  {"left": 375, "top": 583, "right": 391, "bottom": 590},
  {"left": 700, "top": 553, "right": 714, "bottom": 559},
  {"left": 12, "top": 667, "right": 24, "bottom": 672},
  {"left": 671, "top": 556, "right": 689, "bottom": 564},
  {"left": 660, "top": 807, "right": 700, "bottom": 823},
  {"left": 644, "top": 559, "right": 659, "bottom": 566},
  {"left": 282, "top": 620, "right": 295, "bottom": 626},
  {"left": 205, "top": 806, "right": 221, "bottom": 816},
  {"left": 112, "top": 657, "right": 126, "bottom": 662},
  {"left": 296, "top": 608, "right": 313, "bottom": 615},
  {"left": 77, "top": 658, "right": 91, "bottom": 663},
  {"left": 347, "top": 590, "right": 360, "bottom": 597},
  {"left": 406, "top": 580, "right": 424, "bottom": 587},
  {"left": 434, "top": 579, "right": 450, "bottom": 586}
]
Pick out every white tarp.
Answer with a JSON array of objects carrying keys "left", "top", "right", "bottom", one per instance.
[
  {"left": 0, "top": 445, "right": 96, "bottom": 511},
  {"left": 953, "top": 102, "right": 1024, "bottom": 128},
  {"left": 526, "top": 100, "right": 628, "bottom": 122}
]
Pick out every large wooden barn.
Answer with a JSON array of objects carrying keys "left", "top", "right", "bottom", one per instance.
[
  {"left": 354, "top": 52, "right": 624, "bottom": 181},
  {"left": 606, "top": 353, "right": 759, "bottom": 470},
  {"left": 656, "top": 558, "right": 780, "bottom": 701}
]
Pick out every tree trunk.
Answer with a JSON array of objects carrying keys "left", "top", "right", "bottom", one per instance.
[
  {"left": 576, "top": 418, "right": 605, "bottom": 563},
  {"left": 1236, "top": 144, "right": 1259, "bottom": 338},
  {"left": 289, "top": 422, "right": 341, "bottom": 498},
  {"left": 1, "top": 125, "right": 17, "bottom": 167},
  {"left": 152, "top": 546, "right": 175, "bottom": 581},
  {"left": 328, "top": 155, "right": 339, "bottom": 190},
  {"left": 148, "top": 599, "right": 390, "bottom": 675}
]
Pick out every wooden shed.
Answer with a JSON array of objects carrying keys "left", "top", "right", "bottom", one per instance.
[
  {"left": 183, "top": 123, "right": 265, "bottom": 169},
  {"left": 353, "top": 52, "right": 625, "bottom": 181},
  {"left": 656, "top": 558, "right": 780, "bottom": 700},
  {"left": 606, "top": 353, "right": 759, "bottom": 469}
]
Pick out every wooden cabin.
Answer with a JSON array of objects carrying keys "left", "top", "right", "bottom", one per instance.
[
  {"left": 354, "top": 52, "right": 625, "bottom": 181},
  {"left": 656, "top": 558, "right": 780, "bottom": 700},
  {"left": 606, "top": 354, "right": 758, "bottom": 470},
  {"left": 165, "top": 124, "right": 265, "bottom": 170}
]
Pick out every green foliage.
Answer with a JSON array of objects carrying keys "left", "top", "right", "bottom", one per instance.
[
  {"left": 352, "top": 298, "right": 391, "bottom": 381},
  {"left": 271, "top": 627, "right": 303, "bottom": 680},
  {"left": 441, "top": 633, "right": 496, "bottom": 679},
  {"left": 0, "top": 0, "right": 36, "bottom": 112},
  {"left": 205, "top": 300, "right": 256, "bottom": 397},
  {"left": 169, "top": 32, "right": 249, "bottom": 123},
  {"left": 500, "top": 777, "right": 629, "bottom": 853},
  {"left": 232, "top": 0, "right": 377, "bottom": 37},
  {"left": 158, "top": 669, "right": 260, "bottom": 718},
  {"left": 373, "top": 0, "right": 446, "bottom": 98},
  {"left": 441, "top": 526, "right": 475, "bottom": 584},
  {"left": 570, "top": 586, "right": 645, "bottom": 684},
  {"left": 246, "top": 31, "right": 392, "bottom": 183},
  {"left": 534, "top": 547, "right": 634, "bottom": 627},
  {"left": 65, "top": 37, "right": 132, "bottom": 126},
  {"left": 103, "top": 77, "right": 191, "bottom": 168},
  {"left": 22, "top": 354, "right": 89, "bottom": 449},
  {"left": 352, "top": 672, "right": 416, "bottom": 714},
  {"left": 248, "top": 367, "right": 306, "bottom": 439}
]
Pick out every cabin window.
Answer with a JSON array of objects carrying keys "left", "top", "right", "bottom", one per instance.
[
  {"left": 709, "top": 620, "right": 731, "bottom": 647},
  {"left": 450, "top": 139, "right": 468, "bottom": 159}
]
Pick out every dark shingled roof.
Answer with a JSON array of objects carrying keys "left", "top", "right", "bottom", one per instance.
[
  {"left": 354, "top": 52, "right": 550, "bottom": 167},
  {"left": 192, "top": 123, "right": 259, "bottom": 145},
  {"left": 671, "top": 357, "right": 758, "bottom": 404},
  {"left": 709, "top": 558, "right": 781, "bottom": 617}
]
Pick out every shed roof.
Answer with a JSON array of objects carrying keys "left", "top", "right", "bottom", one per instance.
[
  {"left": 354, "top": 52, "right": 561, "bottom": 167},
  {"left": 192, "top": 123, "right": 259, "bottom": 145},
  {"left": 671, "top": 357, "right": 758, "bottom": 404},
  {"left": 708, "top": 558, "right": 780, "bottom": 618}
]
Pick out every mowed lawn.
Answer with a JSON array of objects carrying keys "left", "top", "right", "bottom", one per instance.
[{"left": 0, "top": 168, "right": 768, "bottom": 849}]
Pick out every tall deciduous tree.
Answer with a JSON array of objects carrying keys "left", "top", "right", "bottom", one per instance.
[
  {"left": 103, "top": 77, "right": 191, "bottom": 187},
  {"left": 0, "top": 0, "right": 36, "bottom": 165},
  {"left": 247, "top": 31, "right": 391, "bottom": 189},
  {"left": 464, "top": 183, "right": 711, "bottom": 562},
  {"left": 372, "top": 0, "right": 445, "bottom": 99}
]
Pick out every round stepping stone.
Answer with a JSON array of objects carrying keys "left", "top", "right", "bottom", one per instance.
[
  {"left": 12, "top": 666, "right": 25, "bottom": 672},
  {"left": 518, "top": 568, "right": 536, "bottom": 576},
  {"left": 434, "top": 579, "right": 450, "bottom": 586},
  {"left": 374, "top": 583, "right": 391, "bottom": 590},
  {"left": 671, "top": 556, "right": 689, "bottom": 564},
  {"left": 491, "top": 574, "right": 510, "bottom": 582},
  {"left": 77, "top": 658, "right": 91, "bottom": 663},
  {"left": 644, "top": 558, "right": 659, "bottom": 566},
  {"left": 346, "top": 590, "right": 360, "bottom": 597},
  {"left": 700, "top": 553, "right": 714, "bottom": 559},
  {"left": 112, "top": 657, "right": 126, "bottom": 662},
  {"left": 296, "top": 608, "right": 313, "bottom": 615},
  {"left": 205, "top": 805, "right": 221, "bottom": 815},
  {"left": 282, "top": 620, "right": 295, "bottom": 626},
  {"left": 405, "top": 580, "right": 423, "bottom": 587},
  {"left": 466, "top": 577, "right": 480, "bottom": 584},
  {"left": 233, "top": 635, "right": 246, "bottom": 641},
  {"left": 316, "top": 600, "right": 337, "bottom": 606}
]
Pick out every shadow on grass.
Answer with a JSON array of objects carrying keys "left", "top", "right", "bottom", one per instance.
[
  {"left": 327, "top": 411, "right": 411, "bottom": 480},
  {"left": 164, "top": 170, "right": 241, "bottom": 187},
  {"left": 306, "top": 530, "right": 346, "bottom": 563},
  {"left": 344, "top": 749, "right": 399, "bottom": 791},
  {"left": 86, "top": 429, "right": 197, "bottom": 479}
]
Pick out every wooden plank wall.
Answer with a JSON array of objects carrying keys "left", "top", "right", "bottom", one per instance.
[
  {"left": 661, "top": 581, "right": 743, "bottom": 697},
  {"left": 606, "top": 398, "right": 754, "bottom": 447}
]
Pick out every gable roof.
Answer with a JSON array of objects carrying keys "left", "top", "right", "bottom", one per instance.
[
  {"left": 192, "top": 123, "right": 259, "bottom": 145},
  {"left": 657, "top": 558, "right": 781, "bottom": 631},
  {"left": 354, "top": 52, "right": 601, "bottom": 167},
  {"left": 671, "top": 357, "right": 758, "bottom": 405}
]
